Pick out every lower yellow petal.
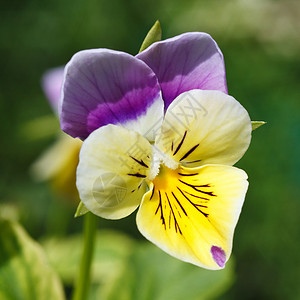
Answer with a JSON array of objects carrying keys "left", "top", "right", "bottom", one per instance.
[{"left": 136, "top": 164, "right": 248, "bottom": 269}]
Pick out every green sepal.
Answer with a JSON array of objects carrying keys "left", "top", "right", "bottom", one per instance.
[
  {"left": 139, "top": 20, "right": 162, "bottom": 53},
  {"left": 251, "top": 121, "right": 266, "bottom": 131},
  {"left": 75, "top": 201, "right": 89, "bottom": 218}
]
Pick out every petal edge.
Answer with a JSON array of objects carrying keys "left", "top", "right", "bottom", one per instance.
[
  {"left": 137, "top": 32, "right": 227, "bottom": 108},
  {"left": 77, "top": 124, "right": 152, "bottom": 219},
  {"left": 60, "top": 49, "right": 164, "bottom": 140},
  {"left": 137, "top": 164, "right": 248, "bottom": 269}
]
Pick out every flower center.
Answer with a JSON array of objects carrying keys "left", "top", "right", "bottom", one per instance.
[
  {"left": 148, "top": 146, "right": 179, "bottom": 181},
  {"left": 152, "top": 164, "right": 180, "bottom": 191}
]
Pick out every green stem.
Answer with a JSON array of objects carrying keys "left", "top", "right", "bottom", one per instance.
[{"left": 72, "top": 212, "right": 97, "bottom": 300}]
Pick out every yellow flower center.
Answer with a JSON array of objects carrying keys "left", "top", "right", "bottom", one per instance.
[{"left": 152, "top": 164, "right": 180, "bottom": 191}]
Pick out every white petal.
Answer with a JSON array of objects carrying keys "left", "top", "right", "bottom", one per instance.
[
  {"left": 122, "top": 97, "right": 164, "bottom": 142},
  {"left": 155, "top": 90, "right": 251, "bottom": 167},
  {"left": 77, "top": 124, "right": 152, "bottom": 219}
]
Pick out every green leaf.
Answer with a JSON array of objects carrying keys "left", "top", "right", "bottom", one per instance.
[
  {"left": 0, "top": 220, "right": 65, "bottom": 300},
  {"left": 100, "top": 243, "right": 235, "bottom": 300},
  {"left": 251, "top": 121, "right": 266, "bottom": 131},
  {"left": 139, "top": 20, "right": 162, "bottom": 53},
  {"left": 75, "top": 201, "right": 89, "bottom": 217},
  {"left": 42, "top": 230, "right": 135, "bottom": 285}
]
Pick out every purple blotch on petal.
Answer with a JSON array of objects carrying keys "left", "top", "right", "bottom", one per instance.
[
  {"left": 137, "top": 32, "right": 228, "bottom": 109},
  {"left": 211, "top": 246, "right": 226, "bottom": 268},
  {"left": 60, "top": 49, "right": 161, "bottom": 140}
]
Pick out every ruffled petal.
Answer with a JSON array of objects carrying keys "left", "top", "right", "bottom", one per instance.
[
  {"left": 155, "top": 89, "right": 251, "bottom": 167},
  {"left": 60, "top": 49, "right": 164, "bottom": 141},
  {"left": 42, "top": 66, "right": 64, "bottom": 113},
  {"left": 77, "top": 124, "right": 152, "bottom": 219},
  {"left": 137, "top": 32, "right": 227, "bottom": 108},
  {"left": 136, "top": 164, "right": 248, "bottom": 269}
]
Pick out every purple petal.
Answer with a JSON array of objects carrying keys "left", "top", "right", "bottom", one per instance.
[
  {"left": 211, "top": 246, "right": 226, "bottom": 268},
  {"left": 42, "top": 67, "right": 65, "bottom": 113},
  {"left": 137, "top": 32, "right": 227, "bottom": 108},
  {"left": 59, "top": 49, "right": 162, "bottom": 140}
]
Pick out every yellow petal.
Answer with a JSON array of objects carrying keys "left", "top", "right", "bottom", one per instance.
[
  {"left": 155, "top": 90, "right": 251, "bottom": 168},
  {"left": 136, "top": 164, "right": 248, "bottom": 269},
  {"left": 31, "top": 133, "right": 82, "bottom": 201},
  {"left": 77, "top": 124, "right": 152, "bottom": 219},
  {"left": 31, "top": 133, "right": 82, "bottom": 182}
]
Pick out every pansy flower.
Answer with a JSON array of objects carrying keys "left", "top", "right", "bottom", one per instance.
[{"left": 59, "top": 32, "right": 252, "bottom": 269}]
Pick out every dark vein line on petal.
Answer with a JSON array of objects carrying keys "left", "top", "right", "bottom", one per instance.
[
  {"left": 181, "top": 190, "right": 209, "bottom": 201},
  {"left": 166, "top": 192, "right": 182, "bottom": 234},
  {"left": 179, "top": 144, "right": 199, "bottom": 161},
  {"left": 127, "top": 173, "right": 146, "bottom": 178},
  {"left": 178, "top": 180, "right": 216, "bottom": 196},
  {"left": 171, "top": 192, "right": 188, "bottom": 216},
  {"left": 130, "top": 156, "right": 149, "bottom": 168},
  {"left": 177, "top": 187, "right": 209, "bottom": 218},
  {"left": 173, "top": 130, "right": 187, "bottom": 156},
  {"left": 184, "top": 159, "right": 202, "bottom": 164},
  {"left": 178, "top": 172, "right": 199, "bottom": 176},
  {"left": 155, "top": 191, "right": 166, "bottom": 229},
  {"left": 150, "top": 186, "right": 155, "bottom": 200}
]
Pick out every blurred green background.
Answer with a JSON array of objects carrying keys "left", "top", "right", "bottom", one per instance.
[{"left": 1, "top": 0, "right": 300, "bottom": 299}]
